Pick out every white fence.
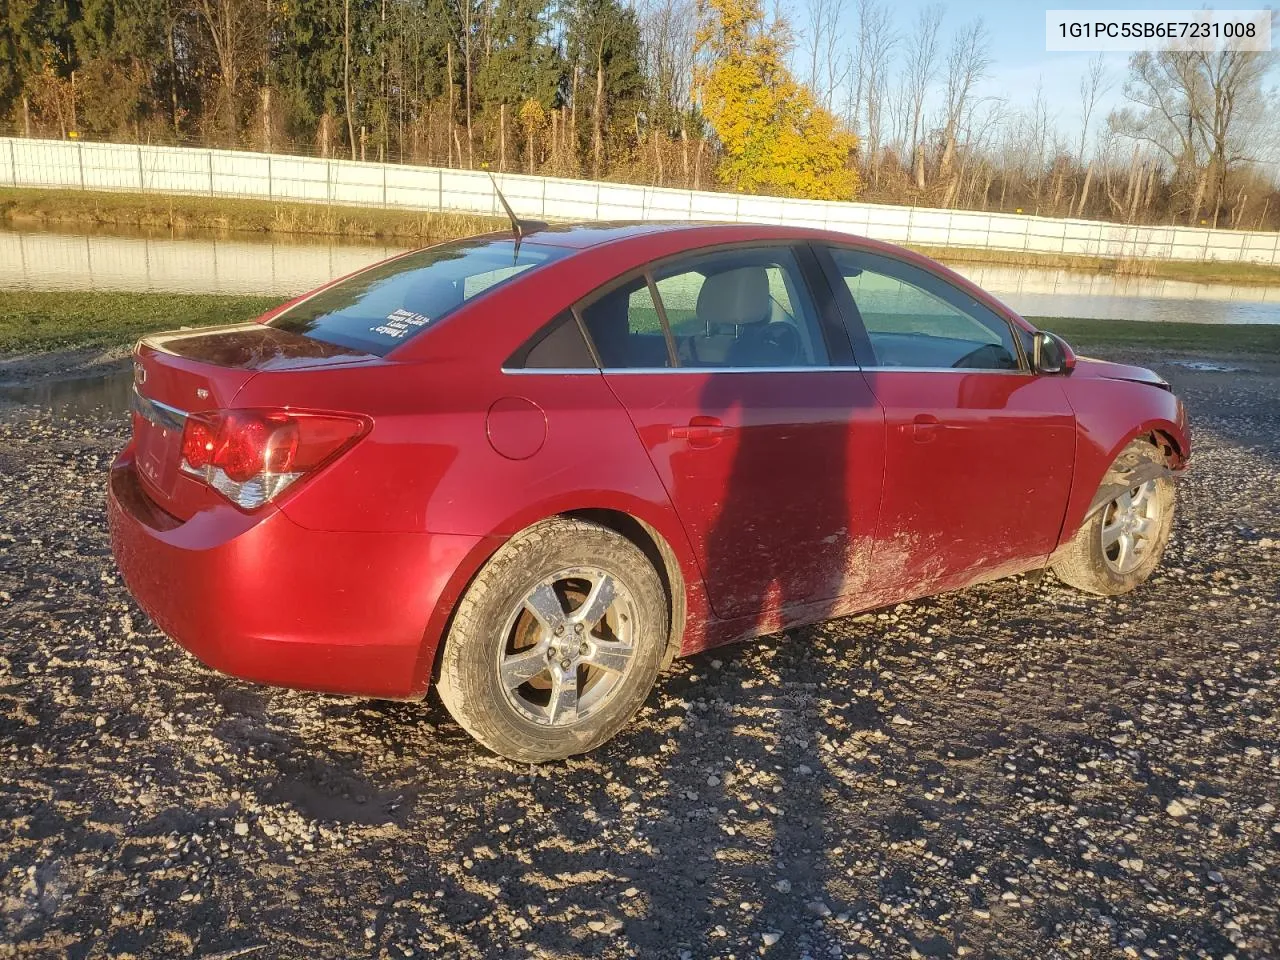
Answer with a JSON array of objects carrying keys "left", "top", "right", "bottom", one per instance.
[{"left": 4, "top": 136, "right": 1280, "bottom": 265}]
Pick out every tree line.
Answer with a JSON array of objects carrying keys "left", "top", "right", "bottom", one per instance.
[
  {"left": 823, "top": 0, "right": 1280, "bottom": 228},
  {"left": 0, "top": 0, "right": 856, "bottom": 197},
  {"left": 2, "top": 0, "right": 1278, "bottom": 228}
]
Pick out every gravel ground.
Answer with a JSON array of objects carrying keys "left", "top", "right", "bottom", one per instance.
[{"left": 2, "top": 351, "right": 1278, "bottom": 959}]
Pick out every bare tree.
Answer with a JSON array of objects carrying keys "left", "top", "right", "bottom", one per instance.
[
  {"left": 456, "top": 0, "right": 480, "bottom": 167},
  {"left": 193, "top": 0, "right": 264, "bottom": 141},
  {"left": 957, "top": 98, "right": 1006, "bottom": 208},
  {"left": 1026, "top": 81, "right": 1055, "bottom": 211},
  {"left": 904, "top": 3, "right": 943, "bottom": 190},
  {"left": 802, "top": 0, "right": 850, "bottom": 111},
  {"left": 592, "top": 34, "right": 606, "bottom": 177},
  {"left": 938, "top": 17, "right": 990, "bottom": 205},
  {"left": 1074, "top": 54, "right": 1110, "bottom": 216},
  {"left": 1110, "top": 50, "right": 1201, "bottom": 220},
  {"left": 1192, "top": 47, "right": 1277, "bottom": 226},
  {"left": 640, "top": 0, "right": 697, "bottom": 121},
  {"left": 1076, "top": 53, "right": 1109, "bottom": 163},
  {"left": 847, "top": 0, "right": 896, "bottom": 180},
  {"left": 1109, "top": 45, "right": 1277, "bottom": 225},
  {"left": 343, "top": 0, "right": 356, "bottom": 157}
]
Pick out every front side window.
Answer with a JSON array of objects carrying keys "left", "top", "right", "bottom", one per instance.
[
  {"left": 825, "top": 247, "right": 1021, "bottom": 371},
  {"left": 268, "top": 238, "right": 568, "bottom": 355},
  {"left": 653, "top": 247, "right": 829, "bottom": 368}
]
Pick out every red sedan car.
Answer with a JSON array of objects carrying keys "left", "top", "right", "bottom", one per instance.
[{"left": 109, "top": 221, "right": 1189, "bottom": 761}]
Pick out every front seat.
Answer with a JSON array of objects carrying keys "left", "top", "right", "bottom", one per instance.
[{"left": 695, "top": 266, "right": 783, "bottom": 367}]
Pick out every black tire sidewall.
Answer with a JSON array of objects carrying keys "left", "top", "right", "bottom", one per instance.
[
  {"left": 441, "top": 521, "right": 668, "bottom": 762},
  {"left": 1081, "top": 448, "right": 1176, "bottom": 594}
]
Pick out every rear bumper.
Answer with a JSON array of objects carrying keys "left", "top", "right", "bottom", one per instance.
[{"left": 107, "top": 448, "right": 486, "bottom": 699}]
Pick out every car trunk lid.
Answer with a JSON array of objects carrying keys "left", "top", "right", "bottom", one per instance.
[{"left": 130, "top": 323, "right": 371, "bottom": 518}]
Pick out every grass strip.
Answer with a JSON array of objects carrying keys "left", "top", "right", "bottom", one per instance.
[{"left": 0, "top": 291, "right": 280, "bottom": 354}]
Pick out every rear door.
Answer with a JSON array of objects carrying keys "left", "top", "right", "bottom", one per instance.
[
  {"left": 816, "top": 244, "right": 1075, "bottom": 599},
  {"left": 578, "top": 244, "right": 885, "bottom": 626}
]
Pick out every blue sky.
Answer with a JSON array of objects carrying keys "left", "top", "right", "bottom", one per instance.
[
  {"left": 800, "top": 0, "right": 1273, "bottom": 140},
  {"left": 966, "top": 1, "right": 1156, "bottom": 119}
]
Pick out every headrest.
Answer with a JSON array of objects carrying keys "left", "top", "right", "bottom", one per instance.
[{"left": 695, "top": 266, "right": 770, "bottom": 327}]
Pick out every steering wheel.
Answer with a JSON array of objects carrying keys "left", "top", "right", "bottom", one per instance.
[{"left": 758, "top": 322, "right": 803, "bottom": 365}]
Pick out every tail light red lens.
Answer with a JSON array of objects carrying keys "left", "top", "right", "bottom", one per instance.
[
  {"left": 181, "top": 417, "right": 218, "bottom": 471},
  {"left": 179, "top": 409, "right": 367, "bottom": 509}
]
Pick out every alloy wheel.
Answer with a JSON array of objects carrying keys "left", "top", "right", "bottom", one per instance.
[
  {"left": 496, "top": 567, "right": 638, "bottom": 726},
  {"left": 1100, "top": 478, "right": 1161, "bottom": 575}
]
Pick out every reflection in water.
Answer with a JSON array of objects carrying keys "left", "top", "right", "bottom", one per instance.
[
  {"left": 952, "top": 263, "right": 1280, "bottom": 325},
  {"left": 2, "top": 223, "right": 1280, "bottom": 324},
  {"left": 0, "top": 224, "right": 406, "bottom": 298},
  {"left": 0, "top": 365, "right": 133, "bottom": 415}
]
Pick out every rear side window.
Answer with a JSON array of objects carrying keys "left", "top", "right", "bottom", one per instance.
[
  {"left": 268, "top": 238, "right": 568, "bottom": 355},
  {"left": 578, "top": 276, "right": 674, "bottom": 369},
  {"left": 507, "top": 312, "right": 596, "bottom": 369},
  {"left": 652, "top": 247, "right": 829, "bottom": 368}
]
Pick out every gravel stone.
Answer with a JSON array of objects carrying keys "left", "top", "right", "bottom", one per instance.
[{"left": 2, "top": 353, "right": 1279, "bottom": 958}]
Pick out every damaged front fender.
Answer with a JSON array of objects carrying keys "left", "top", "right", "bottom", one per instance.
[{"left": 1082, "top": 451, "right": 1184, "bottom": 523}]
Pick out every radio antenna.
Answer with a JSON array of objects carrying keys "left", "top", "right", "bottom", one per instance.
[{"left": 488, "top": 172, "right": 548, "bottom": 250}]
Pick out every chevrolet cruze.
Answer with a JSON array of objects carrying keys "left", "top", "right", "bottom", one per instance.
[{"left": 109, "top": 221, "right": 1189, "bottom": 761}]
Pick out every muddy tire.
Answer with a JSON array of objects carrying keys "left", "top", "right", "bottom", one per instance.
[
  {"left": 436, "top": 518, "right": 668, "bottom": 763},
  {"left": 1051, "top": 438, "right": 1176, "bottom": 596}
]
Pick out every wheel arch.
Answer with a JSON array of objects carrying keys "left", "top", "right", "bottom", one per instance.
[
  {"left": 1058, "top": 416, "right": 1188, "bottom": 548},
  {"left": 564, "top": 508, "right": 687, "bottom": 670},
  {"left": 1108, "top": 419, "right": 1189, "bottom": 471},
  {"left": 411, "top": 501, "right": 694, "bottom": 697}
]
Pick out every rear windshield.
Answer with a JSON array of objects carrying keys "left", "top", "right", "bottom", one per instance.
[{"left": 267, "top": 237, "right": 568, "bottom": 355}]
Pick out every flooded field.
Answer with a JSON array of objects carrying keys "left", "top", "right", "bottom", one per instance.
[
  {"left": 3, "top": 223, "right": 1280, "bottom": 324},
  {"left": 0, "top": 364, "right": 132, "bottom": 413},
  {"left": 0, "top": 225, "right": 402, "bottom": 298}
]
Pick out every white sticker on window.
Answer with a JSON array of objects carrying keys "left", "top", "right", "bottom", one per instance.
[{"left": 371, "top": 308, "right": 433, "bottom": 339}]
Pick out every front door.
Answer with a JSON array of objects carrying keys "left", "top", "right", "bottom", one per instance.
[
  {"left": 818, "top": 244, "right": 1076, "bottom": 600},
  {"left": 578, "top": 244, "right": 885, "bottom": 626}
]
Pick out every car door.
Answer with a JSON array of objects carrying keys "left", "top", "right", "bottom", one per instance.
[
  {"left": 816, "top": 244, "right": 1076, "bottom": 602},
  {"left": 576, "top": 243, "right": 885, "bottom": 627}
]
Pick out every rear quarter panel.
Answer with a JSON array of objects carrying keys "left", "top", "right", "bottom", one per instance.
[{"left": 232, "top": 358, "right": 715, "bottom": 671}]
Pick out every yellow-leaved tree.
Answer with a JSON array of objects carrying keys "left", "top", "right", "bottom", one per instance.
[{"left": 694, "top": 0, "right": 859, "bottom": 200}]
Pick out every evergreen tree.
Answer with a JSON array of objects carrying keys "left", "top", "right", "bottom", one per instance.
[
  {"left": 1, "top": 0, "right": 77, "bottom": 134},
  {"left": 477, "top": 0, "right": 559, "bottom": 109},
  {"left": 565, "top": 0, "right": 646, "bottom": 176},
  {"left": 72, "top": 0, "right": 168, "bottom": 136},
  {"left": 273, "top": 0, "right": 348, "bottom": 147}
]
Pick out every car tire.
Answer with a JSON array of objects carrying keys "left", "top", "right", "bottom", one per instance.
[
  {"left": 1051, "top": 438, "right": 1176, "bottom": 596},
  {"left": 436, "top": 517, "right": 669, "bottom": 762}
]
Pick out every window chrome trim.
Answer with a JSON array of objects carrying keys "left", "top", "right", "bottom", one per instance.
[
  {"left": 857, "top": 366, "right": 1034, "bottom": 375},
  {"left": 600, "top": 366, "right": 868, "bottom": 374},
  {"left": 500, "top": 367, "right": 601, "bottom": 375},
  {"left": 131, "top": 387, "right": 188, "bottom": 429},
  {"left": 500, "top": 365, "right": 1037, "bottom": 375}
]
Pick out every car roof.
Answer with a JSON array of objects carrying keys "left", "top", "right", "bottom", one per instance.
[{"left": 515, "top": 220, "right": 843, "bottom": 250}]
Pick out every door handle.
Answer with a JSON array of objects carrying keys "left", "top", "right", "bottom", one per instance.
[
  {"left": 912, "top": 413, "right": 942, "bottom": 443},
  {"left": 671, "top": 416, "right": 728, "bottom": 448}
]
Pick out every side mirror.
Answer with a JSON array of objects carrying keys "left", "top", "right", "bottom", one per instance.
[{"left": 1033, "top": 330, "right": 1076, "bottom": 375}]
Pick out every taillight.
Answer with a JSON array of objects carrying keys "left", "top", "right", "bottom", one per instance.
[{"left": 179, "top": 409, "right": 367, "bottom": 510}]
